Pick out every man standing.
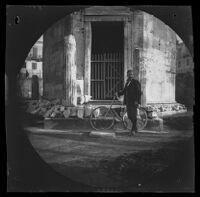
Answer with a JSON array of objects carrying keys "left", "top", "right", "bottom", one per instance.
[{"left": 116, "top": 70, "right": 142, "bottom": 135}]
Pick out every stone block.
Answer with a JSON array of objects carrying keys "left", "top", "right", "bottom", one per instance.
[
  {"left": 148, "top": 111, "right": 158, "bottom": 119},
  {"left": 44, "top": 109, "right": 52, "bottom": 118},
  {"left": 39, "top": 107, "right": 47, "bottom": 115},
  {"left": 145, "top": 117, "right": 163, "bottom": 132},
  {"left": 31, "top": 107, "right": 40, "bottom": 115},
  {"left": 63, "top": 108, "right": 70, "bottom": 118},
  {"left": 77, "top": 107, "right": 84, "bottom": 119},
  {"left": 70, "top": 107, "right": 77, "bottom": 116},
  {"left": 60, "top": 106, "right": 65, "bottom": 112},
  {"left": 50, "top": 112, "right": 57, "bottom": 118},
  {"left": 89, "top": 131, "right": 116, "bottom": 138},
  {"left": 84, "top": 104, "right": 93, "bottom": 117},
  {"left": 53, "top": 105, "right": 60, "bottom": 112}
]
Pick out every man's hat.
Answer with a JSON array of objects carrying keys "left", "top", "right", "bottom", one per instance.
[{"left": 127, "top": 69, "right": 134, "bottom": 74}]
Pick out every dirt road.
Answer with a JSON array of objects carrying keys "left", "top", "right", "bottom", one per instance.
[{"left": 27, "top": 126, "right": 194, "bottom": 192}]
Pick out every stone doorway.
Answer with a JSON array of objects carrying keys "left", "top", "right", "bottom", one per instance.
[
  {"left": 83, "top": 13, "right": 132, "bottom": 101},
  {"left": 91, "top": 22, "right": 124, "bottom": 100},
  {"left": 32, "top": 75, "right": 39, "bottom": 99}
]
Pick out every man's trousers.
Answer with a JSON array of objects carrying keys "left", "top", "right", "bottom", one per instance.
[{"left": 126, "top": 104, "right": 137, "bottom": 131}]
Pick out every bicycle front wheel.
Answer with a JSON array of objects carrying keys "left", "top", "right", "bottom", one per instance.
[{"left": 89, "top": 106, "right": 115, "bottom": 130}]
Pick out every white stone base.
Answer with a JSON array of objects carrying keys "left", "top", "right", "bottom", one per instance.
[{"left": 89, "top": 131, "right": 116, "bottom": 138}]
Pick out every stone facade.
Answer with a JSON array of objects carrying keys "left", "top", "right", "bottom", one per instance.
[
  {"left": 43, "top": 6, "right": 177, "bottom": 107},
  {"left": 25, "top": 61, "right": 43, "bottom": 79},
  {"left": 176, "top": 42, "right": 194, "bottom": 75},
  {"left": 141, "top": 13, "right": 176, "bottom": 104},
  {"left": 175, "top": 42, "right": 194, "bottom": 108},
  {"left": 19, "top": 36, "right": 43, "bottom": 99},
  {"left": 18, "top": 77, "right": 43, "bottom": 99}
]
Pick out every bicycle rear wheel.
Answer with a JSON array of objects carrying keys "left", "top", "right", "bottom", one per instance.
[
  {"left": 123, "top": 107, "right": 148, "bottom": 131},
  {"left": 89, "top": 106, "right": 115, "bottom": 130}
]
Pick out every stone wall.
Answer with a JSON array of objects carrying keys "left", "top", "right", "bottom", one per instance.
[
  {"left": 141, "top": 12, "right": 176, "bottom": 104},
  {"left": 43, "top": 12, "right": 85, "bottom": 104},
  {"left": 176, "top": 73, "right": 194, "bottom": 109},
  {"left": 25, "top": 61, "right": 43, "bottom": 78},
  {"left": 71, "top": 12, "right": 85, "bottom": 102},
  {"left": 132, "top": 11, "right": 144, "bottom": 81},
  {"left": 43, "top": 15, "right": 71, "bottom": 100}
]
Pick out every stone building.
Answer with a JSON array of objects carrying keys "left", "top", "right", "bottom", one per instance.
[
  {"left": 43, "top": 6, "right": 177, "bottom": 108},
  {"left": 19, "top": 36, "right": 43, "bottom": 99},
  {"left": 176, "top": 42, "right": 194, "bottom": 75},
  {"left": 175, "top": 41, "right": 194, "bottom": 108}
]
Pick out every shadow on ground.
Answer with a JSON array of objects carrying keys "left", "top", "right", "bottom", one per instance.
[{"left": 49, "top": 136, "right": 194, "bottom": 192}]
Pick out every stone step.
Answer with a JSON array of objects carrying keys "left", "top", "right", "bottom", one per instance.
[{"left": 89, "top": 131, "right": 116, "bottom": 138}]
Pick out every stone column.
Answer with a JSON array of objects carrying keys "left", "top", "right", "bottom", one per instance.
[
  {"left": 84, "top": 21, "right": 91, "bottom": 96},
  {"left": 140, "top": 52, "right": 147, "bottom": 106},
  {"left": 124, "top": 20, "right": 132, "bottom": 86},
  {"left": 64, "top": 34, "right": 77, "bottom": 106}
]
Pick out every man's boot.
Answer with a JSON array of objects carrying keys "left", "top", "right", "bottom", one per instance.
[{"left": 130, "top": 125, "right": 136, "bottom": 136}]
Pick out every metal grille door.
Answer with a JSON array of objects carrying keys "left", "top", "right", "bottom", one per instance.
[{"left": 91, "top": 53, "right": 124, "bottom": 100}]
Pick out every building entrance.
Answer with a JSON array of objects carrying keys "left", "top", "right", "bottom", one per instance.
[
  {"left": 32, "top": 75, "right": 39, "bottom": 99},
  {"left": 91, "top": 22, "right": 124, "bottom": 100}
]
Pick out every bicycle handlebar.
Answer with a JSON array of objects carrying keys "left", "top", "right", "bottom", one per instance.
[{"left": 113, "top": 94, "right": 141, "bottom": 108}]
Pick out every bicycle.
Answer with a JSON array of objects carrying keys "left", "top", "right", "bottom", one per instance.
[{"left": 89, "top": 96, "right": 148, "bottom": 131}]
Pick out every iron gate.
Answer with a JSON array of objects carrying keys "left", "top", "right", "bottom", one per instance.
[{"left": 91, "top": 53, "right": 124, "bottom": 100}]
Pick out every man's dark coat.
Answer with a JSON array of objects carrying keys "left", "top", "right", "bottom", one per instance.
[{"left": 118, "top": 78, "right": 142, "bottom": 106}]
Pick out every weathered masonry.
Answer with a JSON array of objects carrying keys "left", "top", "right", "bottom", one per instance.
[{"left": 43, "top": 6, "right": 177, "bottom": 106}]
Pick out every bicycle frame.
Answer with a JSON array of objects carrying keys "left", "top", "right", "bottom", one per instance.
[{"left": 105, "top": 96, "right": 125, "bottom": 121}]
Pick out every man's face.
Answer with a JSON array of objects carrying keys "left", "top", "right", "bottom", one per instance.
[{"left": 127, "top": 71, "right": 134, "bottom": 80}]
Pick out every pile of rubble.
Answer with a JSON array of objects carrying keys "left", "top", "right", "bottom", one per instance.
[
  {"left": 25, "top": 99, "right": 187, "bottom": 120},
  {"left": 144, "top": 103, "right": 187, "bottom": 113},
  {"left": 143, "top": 103, "right": 187, "bottom": 119},
  {"left": 25, "top": 99, "right": 93, "bottom": 119}
]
